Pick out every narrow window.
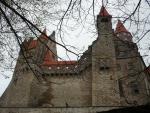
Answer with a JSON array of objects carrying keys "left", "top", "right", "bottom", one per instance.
[
  {"left": 105, "top": 18, "right": 108, "bottom": 22},
  {"left": 131, "top": 83, "right": 139, "bottom": 94},
  {"left": 105, "top": 36, "right": 108, "bottom": 39},
  {"left": 106, "top": 44, "right": 109, "bottom": 47},
  {"left": 119, "top": 80, "right": 124, "bottom": 97},
  {"left": 128, "top": 62, "right": 134, "bottom": 70},
  {"left": 101, "top": 18, "right": 105, "bottom": 22},
  {"left": 115, "top": 50, "right": 120, "bottom": 56},
  {"left": 123, "top": 51, "right": 127, "bottom": 56},
  {"left": 133, "top": 86, "right": 139, "bottom": 94},
  {"left": 116, "top": 64, "right": 121, "bottom": 71}
]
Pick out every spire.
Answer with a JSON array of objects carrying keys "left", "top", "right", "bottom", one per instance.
[
  {"left": 98, "top": 5, "right": 111, "bottom": 17},
  {"left": 39, "top": 28, "right": 48, "bottom": 40},
  {"left": 115, "top": 20, "right": 130, "bottom": 34}
]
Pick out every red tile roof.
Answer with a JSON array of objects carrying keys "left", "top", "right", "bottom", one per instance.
[
  {"left": 22, "top": 40, "right": 38, "bottom": 50},
  {"left": 115, "top": 20, "right": 130, "bottom": 34},
  {"left": 39, "top": 28, "right": 48, "bottom": 40},
  {"left": 98, "top": 5, "right": 111, "bottom": 17},
  {"left": 27, "top": 40, "right": 38, "bottom": 49},
  {"left": 43, "top": 50, "right": 52, "bottom": 61},
  {"left": 40, "top": 61, "right": 77, "bottom": 66},
  {"left": 40, "top": 50, "right": 77, "bottom": 66}
]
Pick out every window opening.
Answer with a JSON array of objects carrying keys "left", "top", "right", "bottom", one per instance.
[
  {"left": 115, "top": 50, "right": 120, "bottom": 56},
  {"left": 128, "top": 62, "right": 134, "bottom": 70},
  {"left": 123, "top": 51, "right": 127, "bottom": 56},
  {"left": 119, "top": 80, "right": 124, "bottom": 97},
  {"left": 106, "top": 44, "right": 109, "bottom": 47},
  {"left": 116, "top": 64, "right": 121, "bottom": 71},
  {"left": 100, "top": 59, "right": 109, "bottom": 70}
]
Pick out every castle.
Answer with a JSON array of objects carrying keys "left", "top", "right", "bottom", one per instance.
[{"left": 0, "top": 6, "right": 149, "bottom": 113}]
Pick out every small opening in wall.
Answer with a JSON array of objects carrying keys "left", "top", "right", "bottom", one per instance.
[
  {"left": 110, "top": 76, "right": 113, "bottom": 80},
  {"left": 116, "top": 64, "right": 121, "bottom": 71},
  {"left": 134, "top": 89, "right": 139, "bottom": 94},
  {"left": 106, "top": 44, "right": 109, "bottom": 47},
  {"left": 133, "top": 100, "right": 137, "bottom": 105}
]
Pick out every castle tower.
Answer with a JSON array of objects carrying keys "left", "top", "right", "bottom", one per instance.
[
  {"left": 36, "top": 29, "right": 58, "bottom": 64},
  {"left": 115, "top": 20, "right": 133, "bottom": 42},
  {"left": 92, "top": 6, "right": 120, "bottom": 106},
  {"left": 47, "top": 31, "right": 58, "bottom": 61}
]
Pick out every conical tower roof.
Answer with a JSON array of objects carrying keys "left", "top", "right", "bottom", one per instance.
[
  {"left": 98, "top": 5, "right": 111, "bottom": 17},
  {"left": 115, "top": 20, "right": 130, "bottom": 34}
]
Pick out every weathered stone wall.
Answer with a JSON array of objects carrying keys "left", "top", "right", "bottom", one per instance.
[
  {"left": 0, "top": 106, "right": 121, "bottom": 113},
  {"left": 92, "top": 16, "right": 120, "bottom": 106},
  {"left": 38, "top": 66, "right": 92, "bottom": 107}
]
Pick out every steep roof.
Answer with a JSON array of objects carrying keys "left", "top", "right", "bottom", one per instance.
[
  {"left": 39, "top": 28, "right": 48, "bottom": 40},
  {"left": 98, "top": 5, "right": 111, "bottom": 17},
  {"left": 22, "top": 40, "right": 38, "bottom": 50},
  {"left": 40, "top": 50, "right": 77, "bottom": 66},
  {"left": 115, "top": 20, "right": 130, "bottom": 34},
  {"left": 43, "top": 50, "right": 52, "bottom": 61}
]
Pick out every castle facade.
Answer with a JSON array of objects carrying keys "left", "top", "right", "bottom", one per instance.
[{"left": 0, "top": 6, "right": 149, "bottom": 113}]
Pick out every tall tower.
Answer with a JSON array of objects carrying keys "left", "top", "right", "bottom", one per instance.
[{"left": 92, "top": 6, "right": 120, "bottom": 106}]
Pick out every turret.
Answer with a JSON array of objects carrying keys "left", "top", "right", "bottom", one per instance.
[
  {"left": 97, "top": 5, "right": 112, "bottom": 36},
  {"left": 115, "top": 20, "right": 133, "bottom": 42},
  {"left": 36, "top": 28, "right": 49, "bottom": 63},
  {"left": 92, "top": 6, "right": 120, "bottom": 106}
]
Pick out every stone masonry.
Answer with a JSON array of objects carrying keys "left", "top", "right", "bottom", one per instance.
[{"left": 0, "top": 5, "right": 149, "bottom": 113}]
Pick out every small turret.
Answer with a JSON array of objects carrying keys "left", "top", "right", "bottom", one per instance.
[
  {"left": 115, "top": 20, "right": 133, "bottom": 42},
  {"left": 97, "top": 6, "right": 112, "bottom": 36}
]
